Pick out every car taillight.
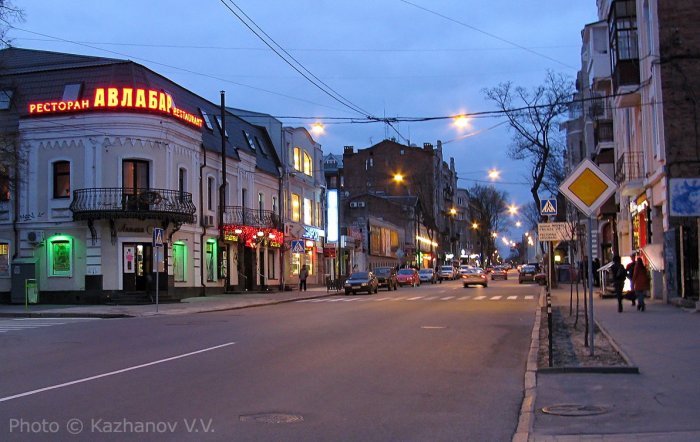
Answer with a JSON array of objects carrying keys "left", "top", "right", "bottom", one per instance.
[{"left": 480, "top": 275, "right": 486, "bottom": 279}]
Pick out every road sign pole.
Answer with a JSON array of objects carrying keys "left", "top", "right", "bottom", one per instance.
[
  {"left": 155, "top": 246, "right": 159, "bottom": 313},
  {"left": 587, "top": 216, "right": 594, "bottom": 355}
]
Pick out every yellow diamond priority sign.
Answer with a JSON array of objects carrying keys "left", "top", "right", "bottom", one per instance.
[{"left": 559, "top": 159, "right": 617, "bottom": 217}]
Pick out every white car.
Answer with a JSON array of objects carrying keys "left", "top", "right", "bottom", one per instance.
[{"left": 438, "top": 265, "right": 456, "bottom": 281}]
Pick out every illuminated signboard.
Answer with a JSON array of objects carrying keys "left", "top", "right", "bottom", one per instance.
[{"left": 28, "top": 87, "right": 204, "bottom": 128}]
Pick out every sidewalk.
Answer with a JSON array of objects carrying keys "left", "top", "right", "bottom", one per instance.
[
  {"left": 527, "top": 286, "right": 700, "bottom": 441},
  {"left": 0, "top": 286, "right": 336, "bottom": 318}
]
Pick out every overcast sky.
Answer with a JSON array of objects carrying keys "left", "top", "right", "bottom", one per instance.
[{"left": 9, "top": 0, "right": 598, "bottom": 245}]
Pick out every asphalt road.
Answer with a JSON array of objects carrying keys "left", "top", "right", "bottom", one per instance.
[{"left": 0, "top": 276, "right": 540, "bottom": 442}]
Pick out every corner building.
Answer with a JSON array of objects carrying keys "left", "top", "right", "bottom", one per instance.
[{"left": 0, "top": 48, "right": 283, "bottom": 303}]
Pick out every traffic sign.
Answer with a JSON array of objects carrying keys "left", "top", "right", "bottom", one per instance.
[
  {"left": 559, "top": 159, "right": 617, "bottom": 217},
  {"left": 152, "top": 227, "right": 164, "bottom": 247},
  {"left": 290, "top": 240, "right": 304, "bottom": 253},
  {"left": 538, "top": 222, "right": 575, "bottom": 241},
  {"left": 540, "top": 198, "right": 558, "bottom": 216}
]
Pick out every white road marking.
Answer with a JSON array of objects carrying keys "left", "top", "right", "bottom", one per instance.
[
  {"left": 0, "top": 342, "right": 236, "bottom": 403},
  {"left": 0, "top": 318, "right": 98, "bottom": 333},
  {"left": 390, "top": 297, "right": 405, "bottom": 301},
  {"left": 342, "top": 298, "right": 360, "bottom": 302},
  {"left": 507, "top": 296, "right": 518, "bottom": 300},
  {"left": 374, "top": 298, "right": 391, "bottom": 301},
  {"left": 441, "top": 296, "right": 455, "bottom": 301},
  {"left": 490, "top": 296, "right": 502, "bottom": 300},
  {"left": 474, "top": 296, "right": 487, "bottom": 300},
  {"left": 525, "top": 296, "right": 534, "bottom": 300},
  {"left": 458, "top": 296, "right": 471, "bottom": 300},
  {"left": 407, "top": 297, "right": 423, "bottom": 300}
]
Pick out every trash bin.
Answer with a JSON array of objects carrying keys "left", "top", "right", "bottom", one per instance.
[{"left": 557, "top": 265, "right": 572, "bottom": 283}]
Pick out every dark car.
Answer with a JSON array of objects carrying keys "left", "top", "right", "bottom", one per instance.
[
  {"left": 344, "top": 271, "right": 379, "bottom": 295},
  {"left": 519, "top": 265, "right": 537, "bottom": 284},
  {"left": 491, "top": 266, "right": 508, "bottom": 280},
  {"left": 373, "top": 267, "right": 398, "bottom": 291}
]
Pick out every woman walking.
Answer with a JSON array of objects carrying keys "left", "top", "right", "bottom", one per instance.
[
  {"left": 610, "top": 255, "right": 627, "bottom": 313},
  {"left": 632, "top": 257, "right": 650, "bottom": 311}
]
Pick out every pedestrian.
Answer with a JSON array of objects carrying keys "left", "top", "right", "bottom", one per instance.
[
  {"left": 632, "top": 257, "right": 650, "bottom": 311},
  {"left": 610, "top": 255, "right": 627, "bottom": 313},
  {"left": 626, "top": 254, "right": 636, "bottom": 306},
  {"left": 299, "top": 264, "right": 308, "bottom": 291}
]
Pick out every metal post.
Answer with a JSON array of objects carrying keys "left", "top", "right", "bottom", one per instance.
[
  {"left": 587, "top": 217, "right": 594, "bottom": 355},
  {"left": 155, "top": 246, "right": 159, "bottom": 313},
  {"left": 219, "top": 91, "right": 229, "bottom": 291}
]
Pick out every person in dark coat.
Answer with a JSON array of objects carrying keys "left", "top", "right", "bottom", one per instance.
[
  {"left": 593, "top": 258, "right": 601, "bottom": 287},
  {"left": 632, "top": 257, "right": 650, "bottom": 311},
  {"left": 610, "top": 255, "right": 627, "bottom": 313},
  {"left": 626, "top": 253, "right": 637, "bottom": 306}
]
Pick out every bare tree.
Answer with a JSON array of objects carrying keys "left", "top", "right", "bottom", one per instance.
[
  {"left": 483, "top": 71, "right": 574, "bottom": 219},
  {"left": 1, "top": 0, "right": 24, "bottom": 48},
  {"left": 466, "top": 184, "right": 508, "bottom": 267}
]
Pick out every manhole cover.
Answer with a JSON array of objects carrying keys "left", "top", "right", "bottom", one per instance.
[
  {"left": 239, "top": 413, "right": 304, "bottom": 424},
  {"left": 541, "top": 404, "right": 609, "bottom": 416}
]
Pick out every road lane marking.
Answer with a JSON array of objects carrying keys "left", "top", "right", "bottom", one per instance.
[
  {"left": 525, "top": 296, "right": 534, "bottom": 300},
  {"left": 474, "top": 296, "right": 486, "bottom": 300},
  {"left": 422, "top": 297, "right": 437, "bottom": 300},
  {"left": 342, "top": 298, "right": 360, "bottom": 302},
  {"left": 507, "top": 296, "right": 518, "bottom": 300},
  {"left": 373, "top": 298, "right": 391, "bottom": 301},
  {"left": 490, "top": 296, "right": 502, "bottom": 300},
  {"left": 441, "top": 296, "right": 455, "bottom": 301},
  {"left": 0, "top": 342, "right": 236, "bottom": 403},
  {"left": 390, "top": 297, "right": 405, "bottom": 301},
  {"left": 458, "top": 296, "right": 470, "bottom": 300},
  {"left": 407, "top": 296, "right": 423, "bottom": 300}
]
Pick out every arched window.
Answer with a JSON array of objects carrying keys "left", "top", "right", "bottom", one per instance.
[{"left": 293, "top": 147, "right": 302, "bottom": 171}]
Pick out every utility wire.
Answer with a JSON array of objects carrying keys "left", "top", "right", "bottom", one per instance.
[{"left": 398, "top": 0, "right": 577, "bottom": 70}]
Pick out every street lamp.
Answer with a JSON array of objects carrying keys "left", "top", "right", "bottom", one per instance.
[{"left": 488, "top": 169, "right": 501, "bottom": 181}]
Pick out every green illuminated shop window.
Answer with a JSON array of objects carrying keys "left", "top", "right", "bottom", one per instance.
[
  {"left": 173, "top": 242, "right": 187, "bottom": 282},
  {"left": 49, "top": 237, "right": 72, "bottom": 277},
  {"left": 206, "top": 239, "right": 218, "bottom": 282}
]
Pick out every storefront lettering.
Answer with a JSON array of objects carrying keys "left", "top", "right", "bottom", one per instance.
[{"left": 28, "top": 87, "right": 203, "bottom": 128}]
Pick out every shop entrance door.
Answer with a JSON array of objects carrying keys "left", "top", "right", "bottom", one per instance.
[{"left": 123, "top": 243, "right": 152, "bottom": 291}]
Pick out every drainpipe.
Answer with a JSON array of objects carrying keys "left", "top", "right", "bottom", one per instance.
[
  {"left": 199, "top": 143, "right": 207, "bottom": 296},
  {"left": 11, "top": 137, "right": 19, "bottom": 260},
  {"left": 278, "top": 168, "right": 284, "bottom": 291}
]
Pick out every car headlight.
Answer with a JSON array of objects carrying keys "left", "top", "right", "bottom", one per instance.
[
  {"left": 344, "top": 282, "right": 351, "bottom": 287},
  {"left": 360, "top": 282, "right": 367, "bottom": 286}
]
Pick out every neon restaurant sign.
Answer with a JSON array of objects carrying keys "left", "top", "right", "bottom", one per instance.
[{"left": 28, "top": 87, "right": 204, "bottom": 128}]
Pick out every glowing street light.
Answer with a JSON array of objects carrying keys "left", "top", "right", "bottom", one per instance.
[
  {"left": 452, "top": 114, "right": 470, "bottom": 129},
  {"left": 515, "top": 220, "right": 522, "bottom": 228},
  {"left": 310, "top": 122, "right": 325, "bottom": 136},
  {"left": 508, "top": 204, "right": 518, "bottom": 216},
  {"left": 472, "top": 222, "right": 479, "bottom": 229},
  {"left": 449, "top": 208, "right": 457, "bottom": 216},
  {"left": 488, "top": 169, "right": 500, "bottom": 181},
  {"left": 393, "top": 173, "right": 404, "bottom": 183}
]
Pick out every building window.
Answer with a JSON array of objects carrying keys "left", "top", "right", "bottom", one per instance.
[
  {"left": 53, "top": 161, "right": 70, "bottom": 199},
  {"left": 62, "top": 83, "right": 83, "bottom": 101},
  {"left": 205, "top": 239, "right": 217, "bottom": 282},
  {"left": 0, "top": 90, "right": 13, "bottom": 110},
  {"left": 303, "top": 198, "right": 312, "bottom": 225},
  {"left": 258, "top": 192, "right": 264, "bottom": 212},
  {"left": 207, "top": 177, "right": 215, "bottom": 211},
  {"left": 609, "top": 0, "right": 638, "bottom": 67},
  {"left": 0, "top": 242, "right": 9, "bottom": 277},
  {"left": 244, "top": 130, "right": 256, "bottom": 150},
  {"left": 272, "top": 196, "right": 278, "bottom": 213},
  {"left": 267, "top": 250, "right": 276, "bottom": 279},
  {"left": 303, "top": 152, "right": 312, "bottom": 176},
  {"left": 293, "top": 147, "right": 302, "bottom": 171},
  {"left": 215, "top": 116, "right": 228, "bottom": 137},
  {"left": 292, "top": 193, "right": 301, "bottom": 222},
  {"left": 0, "top": 176, "right": 10, "bottom": 201},
  {"left": 122, "top": 159, "right": 149, "bottom": 193},
  {"left": 178, "top": 168, "right": 187, "bottom": 202},
  {"left": 48, "top": 237, "right": 72, "bottom": 277},
  {"left": 172, "top": 242, "right": 187, "bottom": 282},
  {"left": 199, "top": 108, "right": 213, "bottom": 130}
]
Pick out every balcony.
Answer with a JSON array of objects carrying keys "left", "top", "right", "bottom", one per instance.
[
  {"left": 222, "top": 206, "right": 281, "bottom": 230},
  {"left": 615, "top": 151, "right": 645, "bottom": 196},
  {"left": 70, "top": 188, "right": 196, "bottom": 224}
]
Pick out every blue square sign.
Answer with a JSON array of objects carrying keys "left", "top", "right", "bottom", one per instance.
[{"left": 540, "top": 199, "right": 557, "bottom": 216}]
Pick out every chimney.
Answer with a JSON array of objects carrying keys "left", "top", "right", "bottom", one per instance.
[
  {"left": 423, "top": 143, "right": 433, "bottom": 151},
  {"left": 343, "top": 145, "right": 354, "bottom": 154}
]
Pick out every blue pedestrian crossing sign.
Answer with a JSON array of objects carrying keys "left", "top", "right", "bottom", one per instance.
[
  {"left": 152, "top": 227, "right": 164, "bottom": 247},
  {"left": 540, "top": 199, "right": 558, "bottom": 216},
  {"left": 291, "top": 240, "right": 305, "bottom": 253}
]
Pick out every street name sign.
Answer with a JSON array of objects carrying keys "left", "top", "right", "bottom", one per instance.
[
  {"left": 538, "top": 222, "right": 575, "bottom": 241},
  {"left": 559, "top": 159, "right": 617, "bottom": 217}
]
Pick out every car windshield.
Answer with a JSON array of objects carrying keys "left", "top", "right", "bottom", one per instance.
[
  {"left": 418, "top": 269, "right": 433, "bottom": 274},
  {"left": 440, "top": 266, "right": 453, "bottom": 271},
  {"left": 522, "top": 266, "right": 536, "bottom": 272},
  {"left": 465, "top": 269, "right": 480, "bottom": 274},
  {"left": 349, "top": 272, "right": 369, "bottom": 279},
  {"left": 398, "top": 269, "right": 414, "bottom": 275},
  {"left": 374, "top": 268, "right": 391, "bottom": 275}
]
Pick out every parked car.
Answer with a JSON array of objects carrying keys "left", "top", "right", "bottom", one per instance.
[
  {"left": 491, "top": 266, "right": 508, "bottom": 280},
  {"left": 535, "top": 272, "right": 548, "bottom": 286},
  {"left": 461, "top": 268, "right": 488, "bottom": 287},
  {"left": 373, "top": 267, "right": 398, "bottom": 291},
  {"left": 518, "top": 265, "right": 538, "bottom": 284},
  {"left": 397, "top": 268, "right": 421, "bottom": 287},
  {"left": 418, "top": 268, "right": 437, "bottom": 284},
  {"left": 344, "top": 271, "right": 379, "bottom": 295},
  {"left": 438, "top": 265, "right": 456, "bottom": 281}
]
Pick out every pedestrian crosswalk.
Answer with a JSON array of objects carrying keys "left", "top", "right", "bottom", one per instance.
[
  {"left": 296, "top": 295, "right": 535, "bottom": 304},
  {"left": 0, "top": 318, "right": 99, "bottom": 334}
]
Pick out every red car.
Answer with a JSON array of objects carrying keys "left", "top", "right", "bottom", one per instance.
[{"left": 397, "top": 268, "right": 421, "bottom": 287}]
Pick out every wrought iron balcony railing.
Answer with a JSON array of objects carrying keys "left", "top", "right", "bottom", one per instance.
[
  {"left": 70, "top": 188, "right": 196, "bottom": 224},
  {"left": 222, "top": 205, "right": 281, "bottom": 230},
  {"left": 615, "top": 151, "right": 644, "bottom": 184},
  {"left": 594, "top": 120, "right": 614, "bottom": 146}
]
